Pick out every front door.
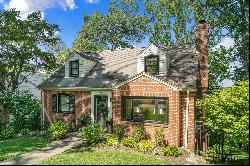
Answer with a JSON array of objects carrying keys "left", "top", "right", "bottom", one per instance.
[{"left": 94, "top": 95, "right": 108, "bottom": 127}]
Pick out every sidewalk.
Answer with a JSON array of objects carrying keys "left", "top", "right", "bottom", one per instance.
[{"left": 0, "top": 133, "right": 82, "bottom": 165}]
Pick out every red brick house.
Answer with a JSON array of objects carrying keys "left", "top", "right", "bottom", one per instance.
[{"left": 39, "top": 21, "right": 209, "bottom": 153}]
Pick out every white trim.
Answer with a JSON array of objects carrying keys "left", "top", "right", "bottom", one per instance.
[
  {"left": 91, "top": 91, "right": 112, "bottom": 122},
  {"left": 114, "top": 72, "right": 180, "bottom": 91}
]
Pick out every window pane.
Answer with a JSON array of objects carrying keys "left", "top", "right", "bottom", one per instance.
[
  {"left": 124, "top": 99, "right": 132, "bottom": 120},
  {"left": 158, "top": 99, "right": 167, "bottom": 122},
  {"left": 60, "top": 95, "right": 69, "bottom": 113},
  {"left": 52, "top": 94, "right": 57, "bottom": 113},
  {"left": 71, "top": 69, "right": 78, "bottom": 75},
  {"left": 133, "top": 99, "right": 155, "bottom": 121},
  {"left": 69, "top": 95, "right": 75, "bottom": 112},
  {"left": 71, "top": 62, "right": 78, "bottom": 68},
  {"left": 147, "top": 66, "right": 157, "bottom": 73}
]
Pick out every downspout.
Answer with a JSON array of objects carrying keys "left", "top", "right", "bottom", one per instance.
[
  {"left": 42, "top": 90, "right": 45, "bottom": 126},
  {"left": 185, "top": 90, "right": 190, "bottom": 148}
]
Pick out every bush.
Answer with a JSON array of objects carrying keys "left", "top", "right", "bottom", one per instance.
[
  {"left": 105, "top": 135, "right": 119, "bottom": 147},
  {"left": 133, "top": 124, "right": 146, "bottom": 142},
  {"left": 161, "top": 144, "right": 182, "bottom": 157},
  {"left": 48, "top": 120, "right": 67, "bottom": 140},
  {"left": 138, "top": 140, "right": 154, "bottom": 153},
  {"left": 122, "top": 136, "right": 137, "bottom": 148},
  {"left": 154, "top": 127, "right": 166, "bottom": 147},
  {"left": 0, "top": 89, "right": 41, "bottom": 132},
  {"left": 80, "top": 123, "right": 105, "bottom": 146},
  {"left": 64, "top": 119, "right": 76, "bottom": 133},
  {"left": 114, "top": 123, "right": 125, "bottom": 142},
  {"left": 0, "top": 128, "right": 15, "bottom": 140},
  {"left": 78, "top": 114, "right": 92, "bottom": 127}
]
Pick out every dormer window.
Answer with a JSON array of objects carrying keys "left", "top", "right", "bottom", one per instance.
[
  {"left": 69, "top": 60, "right": 79, "bottom": 77},
  {"left": 144, "top": 55, "right": 159, "bottom": 74}
]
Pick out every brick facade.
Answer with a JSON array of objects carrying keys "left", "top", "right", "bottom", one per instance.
[
  {"left": 112, "top": 75, "right": 196, "bottom": 152},
  {"left": 43, "top": 90, "right": 91, "bottom": 127}
]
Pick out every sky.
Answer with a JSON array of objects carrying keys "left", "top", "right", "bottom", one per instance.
[{"left": 0, "top": 0, "right": 236, "bottom": 86}]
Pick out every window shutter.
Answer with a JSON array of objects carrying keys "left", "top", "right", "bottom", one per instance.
[
  {"left": 52, "top": 94, "right": 57, "bottom": 113},
  {"left": 69, "top": 95, "right": 75, "bottom": 113}
]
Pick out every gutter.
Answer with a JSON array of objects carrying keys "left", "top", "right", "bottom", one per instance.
[{"left": 185, "top": 90, "right": 190, "bottom": 148}]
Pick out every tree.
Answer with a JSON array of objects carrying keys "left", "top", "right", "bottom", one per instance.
[
  {"left": 112, "top": 0, "right": 249, "bottom": 88},
  {"left": 73, "top": 0, "right": 149, "bottom": 51},
  {"left": 197, "top": 81, "right": 249, "bottom": 147},
  {"left": 0, "top": 9, "right": 60, "bottom": 91}
]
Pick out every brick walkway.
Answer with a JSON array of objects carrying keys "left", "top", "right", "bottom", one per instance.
[{"left": 0, "top": 134, "right": 82, "bottom": 165}]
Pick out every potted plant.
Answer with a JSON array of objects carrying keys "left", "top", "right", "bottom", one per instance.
[{"left": 78, "top": 114, "right": 91, "bottom": 127}]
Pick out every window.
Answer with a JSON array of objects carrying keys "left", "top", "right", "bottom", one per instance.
[
  {"left": 52, "top": 94, "right": 75, "bottom": 114},
  {"left": 145, "top": 55, "right": 159, "bottom": 74},
  {"left": 122, "top": 96, "right": 168, "bottom": 123},
  {"left": 69, "top": 60, "right": 79, "bottom": 77}
]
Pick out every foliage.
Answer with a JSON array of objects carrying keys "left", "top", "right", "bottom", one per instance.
[
  {"left": 80, "top": 123, "right": 105, "bottom": 146},
  {"left": 78, "top": 114, "right": 92, "bottom": 127},
  {"left": 64, "top": 119, "right": 76, "bottom": 133},
  {"left": 0, "top": 9, "right": 60, "bottom": 91},
  {"left": 113, "top": 0, "right": 249, "bottom": 87},
  {"left": 133, "top": 124, "right": 146, "bottom": 142},
  {"left": 197, "top": 81, "right": 249, "bottom": 145},
  {"left": 154, "top": 127, "right": 166, "bottom": 147},
  {"left": 0, "top": 136, "right": 48, "bottom": 161},
  {"left": 0, "top": 89, "right": 41, "bottom": 132},
  {"left": 72, "top": 0, "right": 149, "bottom": 51},
  {"left": 114, "top": 123, "right": 126, "bottom": 142},
  {"left": 0, "top": 127, "right": 15, "bottom": 140},
  {"left": 161, "top": 144, "right": 182, "bottom": 157},
  {"left": 122, "top": 136, "right": 137, "bottom": 148},
  {"left": 48, "top": 120, "right": 67, "bottom": 140},
  {"left": 40, "top": 149, "right": 170, "bottom": 165},
  {"left": 138, "top": 140, "right": 154, "bottom": 153},
  {"left": 105, "top": 135, "right": 119, "bottom": 147}
]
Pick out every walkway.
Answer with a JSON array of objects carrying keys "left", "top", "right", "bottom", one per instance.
[{"left": 0, "top": 133, "right": 82, "bottom": 165}]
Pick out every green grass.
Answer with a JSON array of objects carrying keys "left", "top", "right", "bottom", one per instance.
[
  {"left": 0, "top": 136, "right": 49, "bottom": 161},
  {"left": 41, "top": 149, "right": 170, "bottom": 165}
]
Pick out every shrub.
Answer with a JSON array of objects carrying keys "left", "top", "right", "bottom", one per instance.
[
  {"left": 20, "top": 128, "right": 30, "bottom": 136},
  {"left": 78, "top": 114, "right": 92, "bottom": 127},
  {"left": 133, "top": 124, "right": 146, "bottom": 142},
  {"left": 105, "top": 135, "right": 119, "bottom": 147},
  {"left": 154, "top": 127, "right": 166, "bottom": 147},
  {"left": 64, "top": 119, "right": 76, "bottom": 133},
  {"left": 0, "top": 128, "right": 15, "bottom": 140},
  {"left": 161, "top": 144, "right": 182, "bottom": 157},
  {"left": 80, "top": 123, "right": 105, "bottom": 146},
  {"left": 48, "top": 120, "right": 67, "bottom": 140},
  {"left": 138, "top": 140, "right": 154, "bottom": 153},
  {"left": 122, "top": 136, "right": 137, "bottom": 148},
  {"left": 114, "top": 123, "right": 125, "bottom": 142},
  {"left": 0, "top": 90, "right": 41, "bottom": 132}
]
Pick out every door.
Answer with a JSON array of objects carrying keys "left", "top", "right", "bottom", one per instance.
[{"left": 94, "top": 95, "right": 108, "bottom": 127}]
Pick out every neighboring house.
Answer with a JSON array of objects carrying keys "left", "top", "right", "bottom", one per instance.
[
  {"left": 18, "top": 70, "right": 49, "bottom": 100},
  {"left": 39, "top": 20, "right": 209, "bottom": 153}
]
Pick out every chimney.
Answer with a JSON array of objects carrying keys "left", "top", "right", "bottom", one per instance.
[{"left": 196, "top": 20, "right": 208, "bottom": 94}]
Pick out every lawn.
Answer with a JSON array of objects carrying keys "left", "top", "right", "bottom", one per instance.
[
  {"left": 41, "top": 149, "right": 170, "bottom": 165},
  {"left": 0, "top": 136, "right": 49, "bottom": 161}
]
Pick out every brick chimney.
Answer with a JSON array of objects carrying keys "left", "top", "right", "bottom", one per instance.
[{"left": 196, "top": 20, "right": 208, "bottom": 95}]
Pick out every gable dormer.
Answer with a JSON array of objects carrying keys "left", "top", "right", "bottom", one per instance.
[
  {"left": 64, "top": 52, "right": 97, "bottom": 78},
  {"left": 137, "top": 44, "right": 170, "bottom": 76}
]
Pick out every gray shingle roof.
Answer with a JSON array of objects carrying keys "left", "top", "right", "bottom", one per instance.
[{"left": 39, "top": 44, "right": 198, "bottom": 90}]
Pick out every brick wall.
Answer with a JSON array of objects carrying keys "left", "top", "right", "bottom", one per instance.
[
  {"left": 112, "top": 75, "right": 196, "bottom": 152},
  {"left": 43, "top": 90, "right": 91, "bottom": 127}
]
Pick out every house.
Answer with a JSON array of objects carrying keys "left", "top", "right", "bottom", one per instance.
[{"left": 39, "top": 20, "right": 209, "bottom": 153}]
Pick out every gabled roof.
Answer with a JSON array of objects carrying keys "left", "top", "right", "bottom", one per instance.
[
  {"left": 114, "top": 72, "right": 180, "bottom": 91},
  {"left": 39, "top": 44, "right": 198, "bottom": 90}
]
